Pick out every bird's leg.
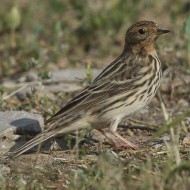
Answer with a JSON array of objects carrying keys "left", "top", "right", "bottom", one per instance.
[
  {"left": 98, "top": 117, "right": 139, "bottom": 149},
  {"left": 109, "top": 117, "right": 138, "bottom": 149},
  {"left": 109, "top": 129, "right": 139, "bottom": 149}
]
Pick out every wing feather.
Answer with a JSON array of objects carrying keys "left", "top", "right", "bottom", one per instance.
[{"left": 47, "top": 52, "right": 144, "bottom": 123}]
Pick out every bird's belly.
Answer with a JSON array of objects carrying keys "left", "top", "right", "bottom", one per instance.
[
  {"left": 105, "top": 99, "right": 147, "bottom": 120},
  {"left": 102, "top": 89, "right": 157, "bottom": 121}
]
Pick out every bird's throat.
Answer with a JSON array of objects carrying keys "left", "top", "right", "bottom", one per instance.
[{"left": 125, "top": 43, "right": 156, "bottom": 57}]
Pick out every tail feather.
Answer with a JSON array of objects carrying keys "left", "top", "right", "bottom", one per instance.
[
  {"left": 9, "top": 130, "right": 57, "bottom": 159},
  {"left": 8, "top": 118, "right": 88, "bottom": 159}
]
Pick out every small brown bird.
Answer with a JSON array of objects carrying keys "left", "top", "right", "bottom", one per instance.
[{"left": 9, "top": 21, "right": 170, "bottom": 158}]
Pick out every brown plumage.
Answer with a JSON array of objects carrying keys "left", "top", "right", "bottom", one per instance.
[{"left": 8, "top": 21, "right": 170, "bottom": 158}]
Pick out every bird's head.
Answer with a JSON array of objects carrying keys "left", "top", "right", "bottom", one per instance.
[{"left": 124, "top": 21, "right": 170, "bottom": 54}]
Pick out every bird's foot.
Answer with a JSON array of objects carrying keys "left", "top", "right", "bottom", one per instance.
[
  {"left": 110, "top": 130, "right": 139, "bottom": 150},
  {"left": 111, "top": 140, "right": 139, "bottom": 150},
  {"left": 98, "top": 129, "right": 139, "bottom": 150}
]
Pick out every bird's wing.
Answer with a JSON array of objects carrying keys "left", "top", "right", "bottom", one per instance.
[
  {"left": 46, "top": 53, "right": 144, "bottom": 124},
  {"left": 8, "top": 53, "right": 146, "bottom": 159}
]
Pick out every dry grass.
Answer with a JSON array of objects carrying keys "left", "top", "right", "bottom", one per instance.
[{"left": 0, "top": 0, "right": 190, "bottom": 189}]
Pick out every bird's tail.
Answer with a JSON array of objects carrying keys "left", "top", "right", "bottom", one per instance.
[
  {"left": 7, "top": 117, "right": 88, "bottom": 159},
  {"left": 8, "top": 130, "right": 57, "bottom": 159}
]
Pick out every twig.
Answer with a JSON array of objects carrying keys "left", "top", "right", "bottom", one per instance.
[
  {"left": 2, "top": 78, "right": 83, "bottom": 101},
  {"left": 118, "top": 124, "right": 157, "bottom": 132},
  {"left": 2, "top": 81, "right": 42, "bottom": 101},
  {"left": 3, "top": 78, "right": 82, "bottom": 89},
  {"left": 128, "top": 118, "right": 158, "bottom": 128}
]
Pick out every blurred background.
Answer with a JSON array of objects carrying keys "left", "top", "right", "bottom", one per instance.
[
  {"left": 0, "top": 0, "right": 188, "bottom": 77},
  {"left": 0, "top": 0, "right": 190, "bottom": 116}
]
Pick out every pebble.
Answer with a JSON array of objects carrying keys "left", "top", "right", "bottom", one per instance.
[{"left": 0, "top": 111, "right": 44, "bottom": 137}]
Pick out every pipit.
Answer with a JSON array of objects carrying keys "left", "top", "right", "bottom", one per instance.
[{"left": 9, "top": 21, "right": 170, "bottom": 158}]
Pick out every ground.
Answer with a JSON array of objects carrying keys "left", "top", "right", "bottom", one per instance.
[{"left": 0, "top": 1, "right": 190, "bottom": 189}]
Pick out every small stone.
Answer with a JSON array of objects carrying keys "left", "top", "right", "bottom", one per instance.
[
  {"left": 185, "top": 117, "right": 190, "bottom": 129},
  {"left": 160, "top": 135, "right": 170, "bottom": 141},
  {"left": 0, "top": 111, "right": 44, "bottom": 153},
  {"left": 16, "top": 91, "right": 26, "bottom": 101},
  {"left": 182, "top": 137, "right": 190, "bottom": 145},
  {"left": 178, "top": 99, "right": 189, "bottom": 108},
  {"left": 153, "top": 144, "right": 163, "bottom": 149},
  {"left": 16, "top": 84, "right": 43, "bottom": 101},
  {"left": 26, "top": 72, "right": 38, "bottom": 82},
  {"left": 90, "top": 129, "right": 107, "bottom": 143},
  {"left": 0, "top": 111, "right": 44, "bottom": 137},
  {"left": 0, "top": 164, "right": 11, "bottom": 175}
]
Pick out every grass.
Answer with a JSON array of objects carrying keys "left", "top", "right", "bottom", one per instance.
[
  {"left": 184, "top": 13, "right": 190, "bottom": 67},
  {"left": 1, "top": 142, "right": 189, "bottom": 189},
  {"left": 0, "top": 0, "right": 190, "bottom": 189}
]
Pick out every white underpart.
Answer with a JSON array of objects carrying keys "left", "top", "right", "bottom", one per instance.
[{"left": 108, "top": 55, "right": 162, "bottom": 132}]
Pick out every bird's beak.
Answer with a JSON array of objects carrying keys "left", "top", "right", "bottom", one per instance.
[{"left": 157, "top": 28, "right": 170, "bottom": 35}]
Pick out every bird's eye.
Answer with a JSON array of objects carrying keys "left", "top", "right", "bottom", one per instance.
[{"left": 138, "top": 28, "right": 146, "bottom": 35}]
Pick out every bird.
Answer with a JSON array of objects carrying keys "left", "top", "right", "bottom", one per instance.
[{"left": 9, "top": 21, "right": 170, "bottom": 158}]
